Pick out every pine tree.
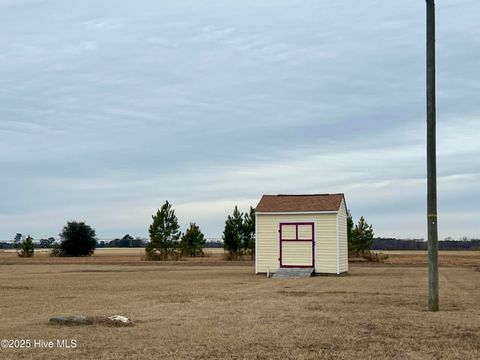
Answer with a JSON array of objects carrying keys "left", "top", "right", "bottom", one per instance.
[
  {"left": 13, "top": 233, "right": 23, "bottom": 249},
  {"left": 350, "top": 216, "right": 374, "bottom": 255},
  {"left": 347, "top": 210, "right": 354, "bottom": 252},
  {"left": 146, "top": 201, "right": 181, "bottom": 260},
  {"left": 18, "top": 235, "right": 34, "bottom": 257},
  {"left": 223, "top": 206, "right": 244, "bottom": 259},
  {"left": 242, "top": 206, "right": 256, "bottom": 259},
  {"left": 180, "top": 223, "right": 206, "bottom": 257}
]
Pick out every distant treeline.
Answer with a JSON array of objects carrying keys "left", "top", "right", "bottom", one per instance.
[
  {"left": 3, "top": 237, "right": 478, "bottom": 251},
  {"left": 97, "top": 237, "right": 224, "bottom": 248},
  {"left": 372, "top": 238, "right": 480, "bottom": 251},
  {"left": 0, "top": 238, "right": 56, "bottom": 249},
  {"left": 203, "top": 240, "right": 223, "bottom": 248},
  {"left": 0, "top": 237, "right": 224, "bottom": 249},
  {"left": 97, "top": 237, "right": 146, "bottom": 248}
]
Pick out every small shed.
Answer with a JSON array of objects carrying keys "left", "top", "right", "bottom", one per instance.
[{"left": 255, "top": 194, "right": 348, "bottom": 275}]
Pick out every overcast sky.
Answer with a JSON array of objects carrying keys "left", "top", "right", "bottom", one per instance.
[{"left": 1, "top": 0, "right": 479, "bottom": 240}]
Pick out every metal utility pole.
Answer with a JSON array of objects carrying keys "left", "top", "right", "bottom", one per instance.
[{"left": 426, "top": 0, "right": 439, "bottom": 312}]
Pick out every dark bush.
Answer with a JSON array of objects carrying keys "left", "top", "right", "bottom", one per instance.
[{"left": 56, "top": 221, "right": 97, "bottom": 257}]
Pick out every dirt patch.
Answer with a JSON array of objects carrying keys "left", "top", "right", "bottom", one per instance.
[
  {"left": 0, "top": 285, "right": 32, "bottom": 290},
  {"left": 277, "top": 290, "right": 311, "bottom": 297}
]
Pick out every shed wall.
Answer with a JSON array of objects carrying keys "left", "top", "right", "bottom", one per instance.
[
  {"left": 337, "top": 199, "right": 349, "bottom": 273},
  {"left": 256, "top": 213, "right": 338, "bottom": 274}
]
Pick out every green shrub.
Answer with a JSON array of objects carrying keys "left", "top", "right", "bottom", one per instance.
[
  {"left": 223, "top": 250, "right": 239, "bottom": 261},
  {"left": 50, "top": 245, "right": 63, "bottom": 257},
  {"left": 347, "top": 213, "right": 376, "bottom": 257},
  {"left": 362, "top": 251, "right": 388, "bottom": 263},
  {"left": 145, "top": 245, "right": 181, "bottom": 261},
  {"left": 18, "top": 235, "right": 34, "bottom": 258},
  {"left": 180, "top": 223, "right": 206, "bottom": 257}
]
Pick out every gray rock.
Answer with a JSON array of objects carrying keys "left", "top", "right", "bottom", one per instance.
[{"left": 49, "top": 315, "right": 89, "bottom": 325}]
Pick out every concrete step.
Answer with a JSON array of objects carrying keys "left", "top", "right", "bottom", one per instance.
[{"left": 272, "top": 268, "right": 314, "bottom": 279}]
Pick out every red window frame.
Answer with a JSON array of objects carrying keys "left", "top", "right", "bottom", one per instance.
[{"left": 279, "top": 222, "right": 314, "bottom": 268}]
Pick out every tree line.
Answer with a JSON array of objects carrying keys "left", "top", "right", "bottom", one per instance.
[
  {"left": 0, "top": 235, "right": 224, "bottom": 250},
  {"left": 371, "top": 238, "right": 480, "bottom": 250},
  {"left": 145, "top": 201, "right": 206, "bottom": 259},
  {"left": 2, "top": 199, "right": 253, "bottom": 259},
  {"left": 7, "top": 204, "right": 477, "bottom": 259},
  {"left": 222, "top": 206, "right": 255, "bottom": 259},
  {"left": 145, "top": 201, "right": 255, "bottom": 260},
  {"left": 97, "top": 235, "right": 146, "bottom": 248},
  {"left": 0, "top": 234, "right": 56, "bottom": 249},
  {"left": 344, "top": 211, "right": 479, "bottom": 254}
]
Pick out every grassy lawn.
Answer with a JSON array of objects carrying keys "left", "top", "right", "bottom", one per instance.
[{"left": 0, "top": 250, "right": 478, "bottom": 359}]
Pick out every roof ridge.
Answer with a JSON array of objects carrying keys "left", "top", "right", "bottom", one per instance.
[{"left": 274, "top": 193, "right": 343, "bottom": 197}]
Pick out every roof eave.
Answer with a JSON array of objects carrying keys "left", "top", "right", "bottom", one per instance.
[{"left": 255, "top": 210, "right": 339, "bottom": 215}]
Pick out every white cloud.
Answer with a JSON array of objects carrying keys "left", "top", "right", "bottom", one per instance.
[{"left": 84, "top": 17, "right": 124, "bottom": 31}]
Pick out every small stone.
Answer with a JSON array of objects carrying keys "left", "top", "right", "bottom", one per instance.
[{"left": 108, "top": 315, "right": 131, "bottom": 324}]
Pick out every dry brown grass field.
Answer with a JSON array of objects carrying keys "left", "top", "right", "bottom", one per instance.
[
  {"left": 372, "top": 250, "right": 480, "bottom": 267},
  {"left": 0, "top": 249, "right": 478, "bottom": 359}
]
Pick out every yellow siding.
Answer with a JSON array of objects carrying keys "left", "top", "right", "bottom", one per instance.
[
  {"left": 315, "top": 214, "right": 338, "bottom": 273},
  {"left": 282, "top": 242, "right": 312, "bottom": 266},
  {"left": 256, "top": 214, "right": 338, "bottom": 274},
  {"left": 337, "top": 200, "right": 349, "bottom": 273},
  {"left": 256, "top": 214, "right": 281, "bottom": 273}
]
